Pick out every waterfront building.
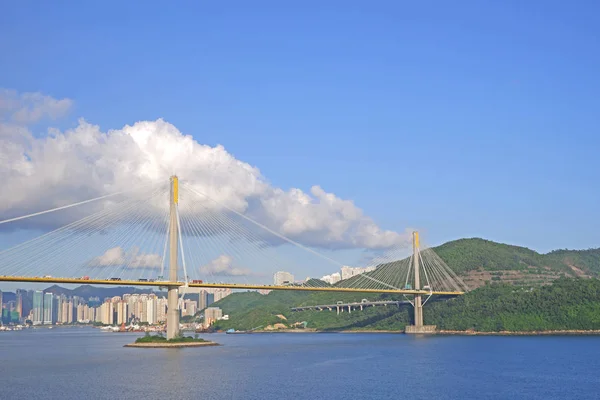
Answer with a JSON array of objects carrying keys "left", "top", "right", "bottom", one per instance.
[
  {"left": 100, "top": 301, "right": 114, "bottom": 325},
  {"left": 77, "top": 304, "right": 86, "bottom": 323},
  {"left": 32, "top": 291, "right": 43, "bottom": 325},
  {"left": 55, "top": 295, "right": 63, "bottom": 324},
  {"left": 146, "top": 298, "right": 156, "bottom": 324},
  {"left": 43, "top": 292, "right": 54, "bottom": 324},
  {"left": 157, "top": 297, "right": 167, "bottom": 323},
  {"left": 61, "top": 300, "right": 69, "bottom": 324},
  {"left": 182, "top": 299, "right": 197, "bottom": 317},
  {"left": 204, "top": 307, "right": 223, "bottom": 328},
  {"left": 15, "top": 289, "right": 24, "bottom": 320},
  {"left": 67, "top": 300, "right": 74, "bottom": 323}
]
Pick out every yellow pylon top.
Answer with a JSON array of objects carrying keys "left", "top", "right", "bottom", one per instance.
[{"left": 171, "top": 175, "right": 178, "bottom": 204}]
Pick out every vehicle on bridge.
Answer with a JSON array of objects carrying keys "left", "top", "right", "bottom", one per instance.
[
  {"left": 138, "top": 278, "right": 148, "bottom": 282},
  {"left": 192, "top": 279, "right": 203, "bottom": 284},
  {"left": 80, "top": 276, "right": 90, "bottom": 280},
  {"left": 110, "top": 277, "right": 122, "bottom": 281}
]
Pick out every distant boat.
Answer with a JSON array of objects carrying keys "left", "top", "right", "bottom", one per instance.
[{"left": 226, "top": 329, "right": 251, "bottom": 334}]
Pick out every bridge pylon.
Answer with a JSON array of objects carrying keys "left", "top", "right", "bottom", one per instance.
[
  {"left": 405, "top": 231, "right": 436, "bottom": 334},
  {"left": 166, "top": 175, "right": 180, "bottom": 340}
]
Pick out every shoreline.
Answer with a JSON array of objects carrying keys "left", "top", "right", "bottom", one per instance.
[
  {"left": 222, "top": 329, "right": 600, "bottom": 336},
  {"left": 438, "top": 329, "right": 600, "bottom": 336}
]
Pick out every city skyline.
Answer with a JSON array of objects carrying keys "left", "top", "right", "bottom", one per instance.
[{"left": 0, "top": 286, "right": 233, "bottom": 326}]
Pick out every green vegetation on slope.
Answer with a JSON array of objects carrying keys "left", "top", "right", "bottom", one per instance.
[
  {"left": 433, "top": 238, "right": 569, "bottom": 274},
  {"left": 547, "top": 248, "right": 600, "bottom": 275},
  {"left": 212, "top": 290, "right": 408, "bottom": 331},
  {"left": 433, "top": 238, "right": 600, "bottom": 277},
  {"left": 212, "top": 278, "right": 600, "bottom": 333},
  {"left": 343, "top": 238, "right": 600, "bottom": 289},
  {"left": 210, "top": 239, "right": 600, "bottom": 332},
  {"left": 426, "top": 278, "right": 600, "bottom": 331}
]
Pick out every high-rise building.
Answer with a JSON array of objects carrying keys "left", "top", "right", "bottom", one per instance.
[
  {"left": 67, "top": 300, "right": 74, "bottom": 323},
  {"left": 116, "top": 301, "right": 128, "bottom": 325},
  {"left": 146, "top": 298, "right": 156, "bottom": 324},
  {"left": 0, "top": 290, "right": 3, "bottom": 312},
  {"left": 321, "top": 272, "right": 342, "bottom": 285},
  {"left": 86, "top": 305, "right": 95, "bottom": 322},
  {"left": 15, "top": 289, "right": 23, "bottom": 320},
  {"left": 182, "top": 299, "right": 197, "bottom": 317},
  {"left": 206, "top": 293, "right": 215, "bottom": 307},
  {"left": 198, "top": 291, "right": 207, "bottom": 311},
  {"left": 77, "top": 304, "right": 86, "bottom": 323},
  {"left": 156, "top": 297, "right": 167, "bottom": 323},
  {"left": 43, "top": 292, "right": 54, "bottom": 324},
  {"left": 213, "top": 288, "right": 232, "bottom": 302},
  {"left": 340, "top": 266, "right": 376, "bottom": 281},
  {"left": 61, "top": 300, "right": 70, "bottom": 324},
  {"left": 55, "top": 295, "right": 63, "bottom": 324},
  {"left": 204, "top": 307, "right": 223, "bottom": 328},
  {"left": 32, "top": 291, "right": 44, "bottom": 325},
  {"left": 274, "top": 271, "right": 294, "bottom": 285},
  {"left": 100, "top": 301, "right": 114, "bottom": 325}
]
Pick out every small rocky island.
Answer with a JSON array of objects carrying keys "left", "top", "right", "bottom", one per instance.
[{"left": 125, "top": 333, "right": 220, "bottom": 348}]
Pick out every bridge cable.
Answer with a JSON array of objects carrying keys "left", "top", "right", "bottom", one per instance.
[{"left": 0, "top": 183, "right": 154, "bottom": 226}]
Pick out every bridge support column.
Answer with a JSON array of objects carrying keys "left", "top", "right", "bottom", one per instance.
[
  {"left": 166, "top": 176, "right": 180, "bottom": 340},
  {"left": 405, "top": 231, "right": 436, "bottom": 334}
]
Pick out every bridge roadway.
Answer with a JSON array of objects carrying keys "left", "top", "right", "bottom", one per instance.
[{"left": 0, "top": 276, "right": 464, "bottom": 296}]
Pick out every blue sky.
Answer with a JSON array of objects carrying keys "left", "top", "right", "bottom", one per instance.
[{"left": 1, "top": 0, "right": 599, "bottom": 254}]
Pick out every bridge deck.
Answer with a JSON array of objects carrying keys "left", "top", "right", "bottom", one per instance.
[{"left": 0, "top": 276, "right": 464, "bottom": 296}]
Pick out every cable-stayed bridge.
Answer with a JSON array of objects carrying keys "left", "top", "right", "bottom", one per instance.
[{"left": 0, "top": 176, "right": 468, "bottom": 336}]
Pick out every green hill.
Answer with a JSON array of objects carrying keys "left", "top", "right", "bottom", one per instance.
[
  {"left": 211, "top": 238, "right": 600, "bottom": 333},
  {"left": 433, "top": 238, "right": 600, "bottom": 288},
  {"left": 333, "top": 238, "right": 600, "bottom": 290},
  {"left": 213, "top": 278, "right": 600, "bottom": 333}
]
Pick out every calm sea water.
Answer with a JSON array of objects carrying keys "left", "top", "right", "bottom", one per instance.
[{"left": 1, "top": 328, "right": 599, "bottom": 399}]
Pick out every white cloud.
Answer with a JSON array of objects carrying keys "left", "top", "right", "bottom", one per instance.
[
  {"left": 94, "top": 247, "right": 126, "bottom": 266},
  {"left": 0, "top": 89, "right": 73, "bottom": 124},
  {"left": 0, "top": 89, "right": 409, "bottom": 250},
  {"left": 92, "top": 246, "right": 162, "bottom": 269},
  {"left": 199, "top": 255, "right": 252, "bottom": 276}
]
